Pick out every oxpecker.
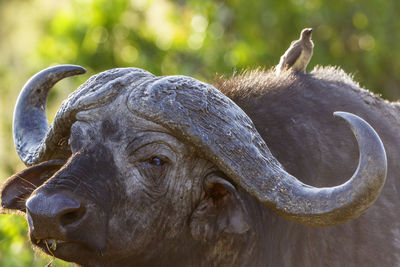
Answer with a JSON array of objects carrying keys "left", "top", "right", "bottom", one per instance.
[{"left": 277, "top": 28, "right": 314, "bottom": 73}]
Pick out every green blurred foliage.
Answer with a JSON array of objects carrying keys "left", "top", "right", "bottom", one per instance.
[{"left": 0, "top": 0, "right": 399, "bottom": 265}]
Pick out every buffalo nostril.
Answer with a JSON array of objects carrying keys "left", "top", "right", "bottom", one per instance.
[
  {"left": 26, "top": 192, "right": 87, "bottom": 235},
  {"left": 60, "top": 206, "right": 86, "bottom": 227}
]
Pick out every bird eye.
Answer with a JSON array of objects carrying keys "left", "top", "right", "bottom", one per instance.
[{"left": 148, "top": 156, "right": 165, "bottom": 166}]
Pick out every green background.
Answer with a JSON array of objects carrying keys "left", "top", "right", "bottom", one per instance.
[{"left": 0, "top": 0, "right": 399, "bottom": 265}]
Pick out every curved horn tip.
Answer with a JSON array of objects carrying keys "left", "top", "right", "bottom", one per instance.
[
  {"left": 333, "top": 111, "right": 375, "bottom": 130},
  {"left": 61, "top": 64, "right": 86, "bottom": 73},
  {"left": 45, "top": 64, "right": 87, "bottom": 75},
  {"left": 333, "top": 111, "right": 386, "bottom": 153},
  {"left": 333, "top": 111, "right": 361, "bottom": 122}
]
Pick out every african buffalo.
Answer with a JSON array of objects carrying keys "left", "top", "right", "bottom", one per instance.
[{"left": 0, "top": 65, "right": 391, "bottom": 266}]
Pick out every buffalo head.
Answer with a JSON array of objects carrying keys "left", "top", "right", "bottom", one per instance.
[{"left": 1, "top": 65, "right": 387, "bottom": 266}]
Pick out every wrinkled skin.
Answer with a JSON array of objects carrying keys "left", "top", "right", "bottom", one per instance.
[{"left": 28, "top": 102, "right": 211, "bottom": 266}]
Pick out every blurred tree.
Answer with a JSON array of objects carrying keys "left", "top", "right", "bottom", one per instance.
[{"left": 0, "top": 0, "right": 399, "bottom": 265}]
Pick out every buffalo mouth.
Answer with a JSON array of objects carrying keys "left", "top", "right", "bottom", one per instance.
[
  {"left": 34, "top": 238, "right": 71, "bottom": 255},
  {"left": 32, "top": 236, "right": 104, "bottom": 263},
  {"left": 28, "top": 215, "right": 108, "bottom": 260}
]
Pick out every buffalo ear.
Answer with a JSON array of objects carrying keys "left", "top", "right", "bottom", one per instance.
[
  {"left": 189, "top": 173, "right": 250, "bottom": 242},
  {"left": 1, "top": 159, "right": 66, "bottom": 212}
]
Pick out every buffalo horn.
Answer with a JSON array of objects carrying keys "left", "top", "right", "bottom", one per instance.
[
  {"left": 13, "top": 65, "right": 86, "bottom": 166},
  {"left": 128, "top": 76, "right": 387, "bottom": 227}
]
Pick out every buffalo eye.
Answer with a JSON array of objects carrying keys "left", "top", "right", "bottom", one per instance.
[
  {"left": 148, "top": 156, "right": 165, "bottom": 166},
  {"left": 140, "top": 156, "right": 168, "bottom": 184}
]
